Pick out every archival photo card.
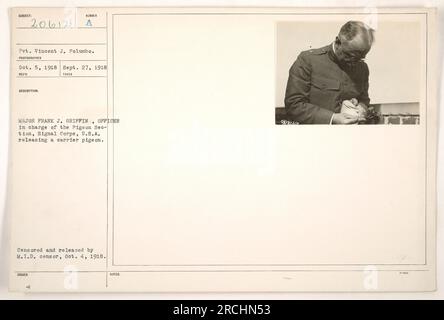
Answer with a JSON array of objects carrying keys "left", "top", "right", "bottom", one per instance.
[{"left": 8, "top": 7, "right": 437, "bottom": 292}]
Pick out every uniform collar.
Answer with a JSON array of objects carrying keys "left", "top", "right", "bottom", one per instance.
[{"left": 328, "top": 42, "right": 340, "bottom": 64}]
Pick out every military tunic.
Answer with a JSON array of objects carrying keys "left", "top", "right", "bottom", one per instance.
[{"left": 284, "top": 44, "right": 370, "bottom": 124}]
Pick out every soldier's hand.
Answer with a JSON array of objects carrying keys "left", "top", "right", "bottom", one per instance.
[
  {"left": 331, "top": 113, "right": 359, "bottom": 124},
  {"left": 341, "top": 99, "right": 367, "bottom": 122},
  {"left": 341, "top": 99, "right": 358, "bottom": 110}
]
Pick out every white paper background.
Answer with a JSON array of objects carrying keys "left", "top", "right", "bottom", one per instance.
[{"left": 0, "top": 0, "right": 443, "bottom": 299}]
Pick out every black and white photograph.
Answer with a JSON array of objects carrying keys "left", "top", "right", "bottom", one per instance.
[{"left": 275, "top": 19, "right": 422, "bottom": 125}]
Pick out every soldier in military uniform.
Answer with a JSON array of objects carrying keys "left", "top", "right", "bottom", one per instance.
[{"left": 284, "top": 21, "right": 375, "bottom": 124}]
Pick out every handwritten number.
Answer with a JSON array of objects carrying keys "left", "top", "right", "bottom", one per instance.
[{"left": 30, "top": 19, "right": 73, "bottom": 29}]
